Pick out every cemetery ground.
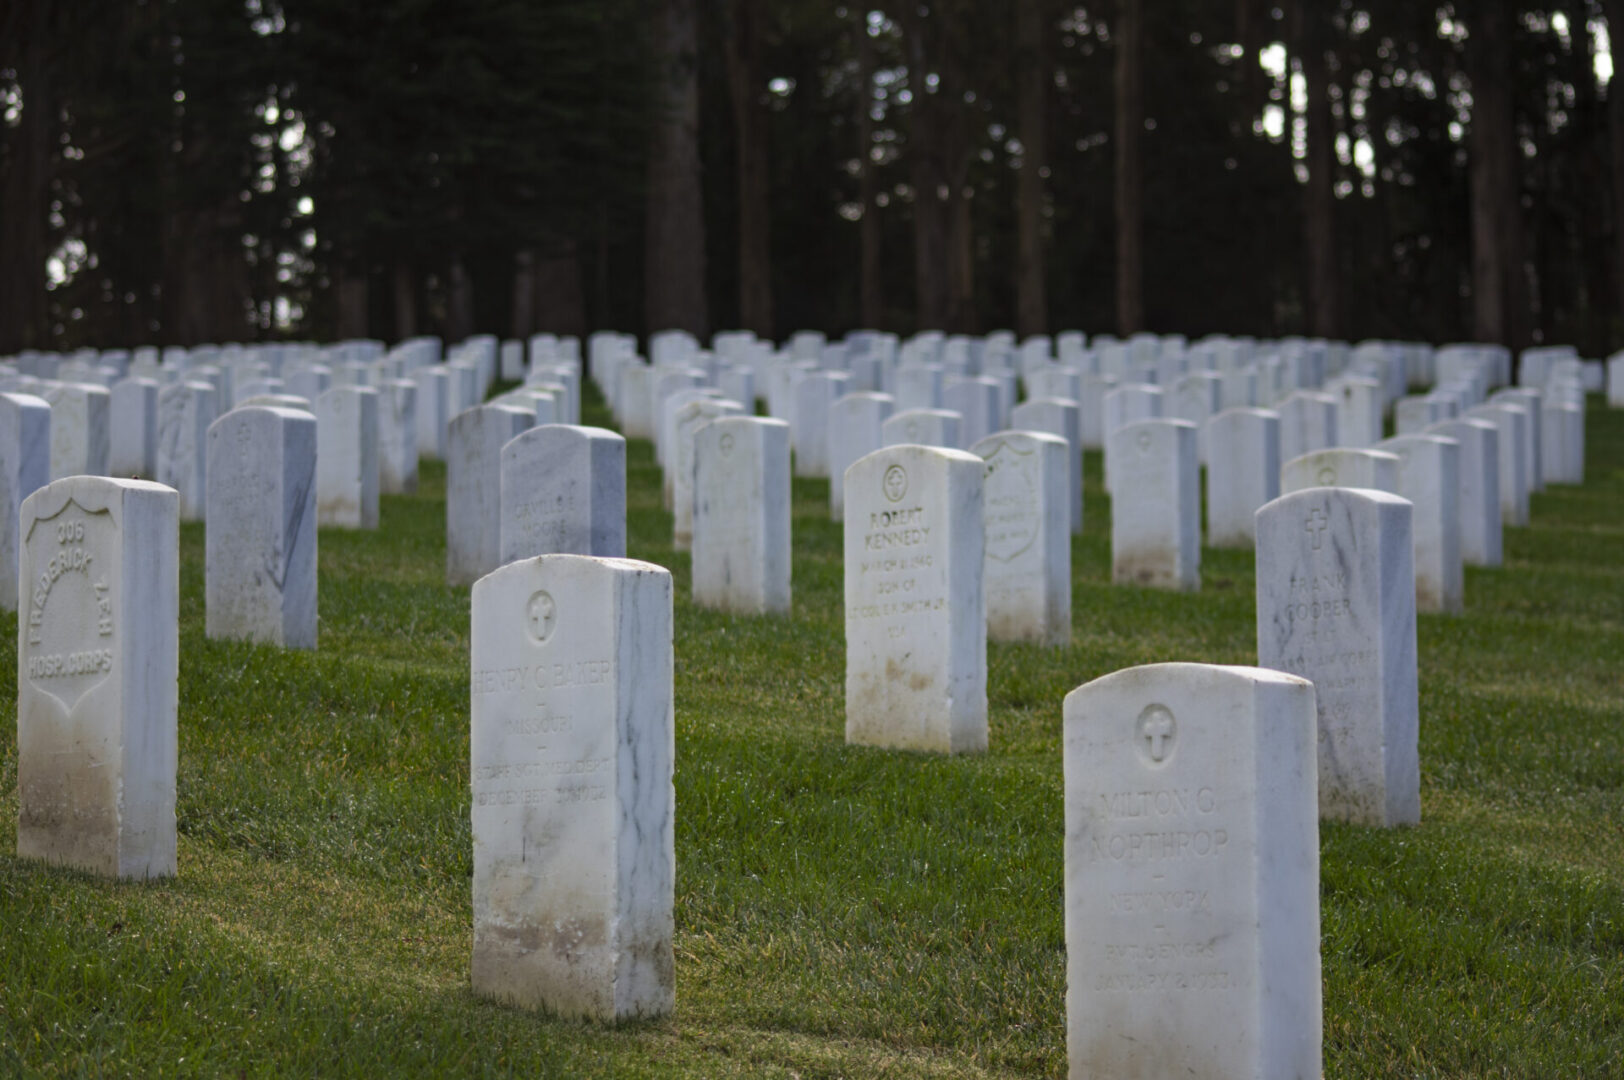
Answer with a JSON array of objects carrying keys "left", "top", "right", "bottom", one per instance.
[{"left": 2, "top": 388, "right": 1622, "bottom": 1078}]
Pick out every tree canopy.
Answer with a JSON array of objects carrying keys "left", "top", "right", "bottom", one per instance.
[{"left": 1, "top": 1, "right": 1620, "bottom": 355}]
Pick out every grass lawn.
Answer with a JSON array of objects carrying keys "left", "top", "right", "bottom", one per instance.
[{"left": 1, "top": 385, "right": 1621, "bottom": 1078}]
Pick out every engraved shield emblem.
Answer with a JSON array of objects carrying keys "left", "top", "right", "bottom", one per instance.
[
  {"left": 981, "top": 439, "right": 1039, "bottom": 563},
  {"left": 22, "top": 499, "right": 116, "bottom": 712}
]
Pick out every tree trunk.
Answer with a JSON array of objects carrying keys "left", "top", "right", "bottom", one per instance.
[
  {"left": 1114, "top": 0, "right": 1144, "bottom": 335},
  {"left": 1014, "top": 0, "right": 1050, "bottom": 337},
  {"left": 511, "top": 250, "right": 537, "bottom": 338},
  {"left": 1299, "top": 1, "right": 1340, "bottom": 338},
  {"left": 393, "top": 262, "right": 418, "bottom": 341},
  {"left": 1467, "top": 0, "right": 1529, "bottom": 350},
  {"left": 727, "top": 0, "right": 773, "bottom": 338},
  {"left": 1604, "top": 0, "right": 1624, "bottom": 334},
  {"left": 334, "top": 266, "right": 369, "bottom": 340},
  {"left": 645, "top": 0, "right": 708, "bottom": 338},
  {"left": 856, "top": 15, "right": 884, "bottom": 329},
  {"left": 534, "top": 239, "right": 587, "bottom": 338},
  {"left": 447, "top": 256, "right": 475, "bottom": 342},
  {"left": 0, "top": 0, "right": 54, "bottom": 352},
  {"left": 904, "top": 10, "right": 950, "bottom": 331}
]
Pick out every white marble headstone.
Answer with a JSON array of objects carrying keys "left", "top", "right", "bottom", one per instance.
[
  {"left": 828, "top": 393, "right": 895, "bottom": 521},
  {"left": 448, "top": 404, "right": 534, "bottom": 585},
  {"left": 1109, "top": 420, "right": 1200, "bottom": 591},
  {"left": 1377, "top": 434, "right": 1463, "bottom": 614},
  {"left": 1424, "top": 418, "right": 1501, "bottom": 567},
  {"left": 109, "top": 377, "right": 160, "bottom": 479},
  {"left": 17, "top": 476, "right": 178, "bottom": 878},
  {"left": 205, "top": 406, "right": 318, "bottom": 648},
  {"left": 0, "top": 392, "right": 51, "bottom": 610},
  {"left": 972, "top": 431, "right": 1070, "bottom": 646},
  {"left": 315, "top": 386, "right": 380, "bottom": 529},
  {"left": 1204, "top": 407, "right": 1280, "bottom": 548},
  {"left": 881, "top": 408, "right": 962, "bottom": 450},
  {"left": 843, "top": 445, "right": 986, "bottom": 753},
  {"left": 692, "top": 416, "right": 792, "bottom": 615},
  {"left": 1010, "top": 396, "right": 1083, "bottom": 535},
  {"left": 471, "top": 554, "right": 673, "bottom": 1019},
  {"left": 42, "top": 382, "right": 111, "bottom": 480},
  {"left": 378, "top": 380, "right": 419, "bottom": 495},
  {"left": 499, "top": 424, "right": 626, "bottom": 563},
  {"left": 1256, "top": 487, "right": 1419, "bottom": 826},
  {"left": 1064, "top": 662, "right": 1320, "bottom": 1080},
  {"left": 1281, "top": 447, "right": 1400, "bottom": 496},
  {"left": 156, "top": 380, "right": 218, "bottom": 521}
]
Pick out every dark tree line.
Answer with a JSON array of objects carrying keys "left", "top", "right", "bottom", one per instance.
[{"left": 2, "top": 1, "right": 1622, "bottom": 356}]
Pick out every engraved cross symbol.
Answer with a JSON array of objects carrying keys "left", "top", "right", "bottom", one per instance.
[
  {"left": 527, "top": 591, "right": 556, "bottom": 643},
  {"left": 1305, "top": 507, "right": 1329, "bottom": 551},
  {"left": 1142, "top": 712, "right": 1173, "bottom": 762}
]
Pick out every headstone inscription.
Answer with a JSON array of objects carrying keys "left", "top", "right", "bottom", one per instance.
[
  {"left": 16, "top": 476, "right": 178, "bottom": 878},
  {"left": 1063, "top": 662, "right": 1321, "bottom": 1080},
  {"left": 844, "top": 445, "right": 987, "bottom": 753},
  {"left": 1256, "top": 487, "right": 1419, "bottom": 826},
  {"left": 470, "top": 554, "right": 674, "bottom": 1020}
]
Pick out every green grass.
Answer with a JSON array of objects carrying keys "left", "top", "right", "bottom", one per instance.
[{"left": 2, "top": 388, "right": 1622, "bottom": 1077}]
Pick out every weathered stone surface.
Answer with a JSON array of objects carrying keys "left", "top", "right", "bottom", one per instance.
[
  {"left": 1256, "top": 487, "right": 1419, "bottom": 826},
  {"left": 156, "top": 380, "right": 218, "bottom": 521},
  {"left": 448, "top": 404, "right": 534, "bottom": 585},
  {"left": 972, "top": 431, "right": 1070, "bottom": 646},
  {"left": 205, "top": 406, "right": 318, "bottom": 648},
  {"left": 1377, "top": 434, "right": 1463, "bottom": 614},
  {"left": 881, "top": 408, "right": 962, "bottom": 450},
  {"left": 1109, "top": 420, "right": 1200, "bottom": 591},
  {"left": 471, "top": 554, "right": 674, "bottom": 1020},
  {"left": 499, "top": 425, "right": 626, "bottom": 563},
  {"left": 378, "top": 380, "right": 419, "bottom": 495},
  {"left": 0, "top": 393, "right": 51, "bottom": 610},
  {"left": 1465, "top": 403, "right": 1529, "bottom": 526},
  {"left": 790, "top": 371, "right": 851, "bottom": 478},
  {"left": 844, "top": 444, "right": 986, "bottom": 753},
  {"left": 1010, "top": 396, "right": 1083, "bottom": 535},
  {"left": 315, "top": 387, "right": 380, "bottom": 529},
  {"left": 1281, "top": 447, "right": 1400, "bottom": 496},
  {"left": 17, "top": 476, "right": 178, "bottom": 878},
  {"left": 1277, "top": 390, "right": 1339, "bottom": 464},
  {"left": 1204, "top": 407, "right": 1280, "bottom": 548},
  {"left": 828, "top": 393, "right": 895, "bottom": 522},
  {"left": 109, "top": 378, "right": 160, "bottom": 479},
  {"left": 671, "top": 398, "right": 745, "bottom": 546},
  {"left": 1064, "top": 662, "right": 1321, "bottom": 1080},
  {"left": 692, "top": 416, "right": 792, "bottom": 615},
  {"left": 1424, "top": 418, "right": 1501, "bottom": 567},
  {"left": 42, "top": 382, "right": 111, "bottom": 481}
]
